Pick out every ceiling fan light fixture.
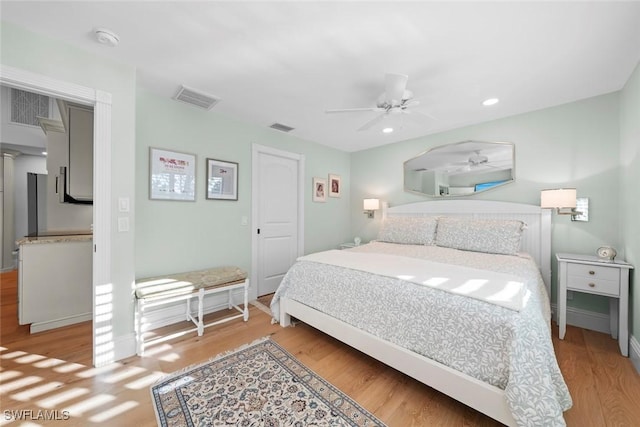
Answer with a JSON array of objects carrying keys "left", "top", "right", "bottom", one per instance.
[{"left": 482, "top": 98, "right": 499, "bottom": 106}]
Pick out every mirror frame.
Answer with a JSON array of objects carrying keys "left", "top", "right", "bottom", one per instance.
[{"left": 403, "top": 140, "right": 515, "bottom": 198}]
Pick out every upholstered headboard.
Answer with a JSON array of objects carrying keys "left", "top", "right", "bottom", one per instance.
[{"left": 383, "top": 200, "right": 552, "bottom": 293}]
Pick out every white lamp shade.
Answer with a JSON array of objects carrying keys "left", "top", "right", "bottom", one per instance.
[
  {"left": 363, "top": 198, "right": 380, "bottom": 210},
  {"left": 540, "top": 188, "right": 577, "bottom": 209}
]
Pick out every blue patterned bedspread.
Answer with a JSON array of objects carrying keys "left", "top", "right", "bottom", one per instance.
[{"left": 271, "top": 242, "right": 572, "bottom": 427}]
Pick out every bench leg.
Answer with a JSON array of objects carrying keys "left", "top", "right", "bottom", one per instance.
[
  {"left": 197, "top": 288, "right": 204, "bottom": 336},
  {"left": 243, "top": 279, "right": 249, "bottom": 321}
]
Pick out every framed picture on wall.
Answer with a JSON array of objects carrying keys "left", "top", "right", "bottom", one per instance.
[
  {"left": 206, "top": 158, "right": 238, "bottom": 200},
  {"left": 149, "top": 147, "right": 196, "bottom": 201},
  {"left": 328, "top": 174, "right": 341, "bottom": 198},
  {"left": 313, "top": 177, "right": 327, "bottom": 202}
]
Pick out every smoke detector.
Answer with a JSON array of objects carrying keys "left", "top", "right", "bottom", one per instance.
[{"left": 94, "top": 28, "right": 120, "bottom": 47}]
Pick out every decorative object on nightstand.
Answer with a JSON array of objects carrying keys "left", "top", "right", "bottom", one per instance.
[
  {"left": 556, "top": 252, "right": 634, "bottom": 356},
  {"left": 596, "top": 246, "right": 617, "bottom": 261},
  {"left": 339, "top": 238, "right": 363, "bottom": 250}
]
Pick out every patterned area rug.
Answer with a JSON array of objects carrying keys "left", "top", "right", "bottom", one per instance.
[{"left": 151, "top": 337, "right": 386, "bottom": 426}]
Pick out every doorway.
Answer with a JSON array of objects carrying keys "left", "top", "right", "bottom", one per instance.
[
  {"left": 1, "top": 64, "right": 113, "bottom": 367},
  {"left": 251, "top": 144, "right": 304, "bottom": 298}
]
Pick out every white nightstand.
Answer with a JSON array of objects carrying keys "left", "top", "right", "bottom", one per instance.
[{"left": 556, "top": 253, "right": 634, "bottom": 356}]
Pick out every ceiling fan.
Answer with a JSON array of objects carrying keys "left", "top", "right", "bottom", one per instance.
[
  {"left": 325, "top": 73, "right": 435, "bottom": 131},
  {"left": 447, "top": 151, "right": 499, "bottom": 173}
]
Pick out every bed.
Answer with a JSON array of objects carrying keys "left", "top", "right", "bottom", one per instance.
[{"left": 271, "top": 200, "right": 572, "bottom": 427}]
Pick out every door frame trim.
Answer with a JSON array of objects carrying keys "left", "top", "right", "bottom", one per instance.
[
  {"left": 1, "top": 64, "right": 112, "bottom": 367},
  {"left": 251, "top": 144, "right": 305, "bottom": 299}
]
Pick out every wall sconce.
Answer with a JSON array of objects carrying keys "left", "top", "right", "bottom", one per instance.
[
  {"left": 363, "top": 198, "right": 380, "bottom": 219},
  {"left": 540, "top": 188, "right": 588, "bottom": 221}
]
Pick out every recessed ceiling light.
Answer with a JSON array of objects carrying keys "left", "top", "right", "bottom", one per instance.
[
  {"left": 94, "top": 28, "right": 120, "bottom": 47},
  {"left": 482, "top": 98, "right": 499, "bottom": 106},
  {"left": 382, "top": 127, "right": 394, "bottom": 133}
]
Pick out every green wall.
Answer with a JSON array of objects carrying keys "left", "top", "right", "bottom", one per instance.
[
  {"left": 351, "top": 93, "right": 622, "bottom": 315},
  {"left": 619, "top": 61, "right": 640, "bottom": 364},
  {"left": 135, "top": 88, "right": 351, "bottom": 281},
  {"left": 1, "top": 22, "right": 137, "bottom": 343}
]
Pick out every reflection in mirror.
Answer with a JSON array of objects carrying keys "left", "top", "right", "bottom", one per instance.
[{"left": 404, "top": 141, "right": 515, "bottom": 197}]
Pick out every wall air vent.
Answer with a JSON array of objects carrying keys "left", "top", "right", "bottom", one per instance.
[
  {"left": 269, "top": 123, "right": 295, "bottom": 133},
  {"left": 173, "top": 86, "right": 221, "bottom": 110},
  {"left": 10, "top": 88, "right": 51, "bottom": 126}
]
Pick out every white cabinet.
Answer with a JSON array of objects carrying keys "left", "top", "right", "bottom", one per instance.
[
  {"left": 67, "top": 105, "right": 93, "bottom": 201},
  {"left": 18, "top": 238, "right": 92, "bottom": 332},
  {"left": 556, "top": 253, "right": 633, "bottom": 356}
]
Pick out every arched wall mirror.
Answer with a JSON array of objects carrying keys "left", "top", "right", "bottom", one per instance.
[{"left": 404, "top": 140, "right": 515, "bottom": 197}]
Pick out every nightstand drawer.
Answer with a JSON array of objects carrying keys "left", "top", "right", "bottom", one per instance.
[
  {"left": 567, "top": 263, "right": 619, "bottom": 281},
  {"left": 567, "top": 276, "right": 619, "bottom": 296}
]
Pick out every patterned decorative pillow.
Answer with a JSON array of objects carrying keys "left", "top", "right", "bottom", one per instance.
[
  {"left": 435, "top": 217, "right": 525, "bottom": 255},
  {"left": 377, "top": 216, "right": 438, "bottom": 245}
]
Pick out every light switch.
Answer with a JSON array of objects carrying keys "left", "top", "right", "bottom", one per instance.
[
  {"left": 118, "top": 217, "right": 129, "bottom": 232},
  {"left": 241, "top": 216, "right": 248, "bottom": 226},
  {"left": 118, "top": 197, "right": 130, "bottom": 212}
]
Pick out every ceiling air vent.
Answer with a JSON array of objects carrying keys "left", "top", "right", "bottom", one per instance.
[
  {"left": 269, "top": 123, "right": 295, "bottom": 133},
  {"left": 173, "top": 86, "right": 221, "bottom": 110}
]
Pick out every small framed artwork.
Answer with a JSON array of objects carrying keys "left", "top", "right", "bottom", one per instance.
[
  {"left": 313, "top": 177, "right": 327, "bottom": 202},
  {"left": 206, "top": 158, "right": 238, "bottom": 200},
  {"left": 328, "top": 174, "right": 341, "bottom": 198},
  {"left": 149, "top": 147, "right": 196, "bottom": 201}
]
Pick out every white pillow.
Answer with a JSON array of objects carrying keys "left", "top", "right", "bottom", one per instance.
[
  {"left": 377, "top": 216, "right": 438, "bottom": 245},
  {"left": 435, "top": 217, "right": 525, "bottom": 255}
]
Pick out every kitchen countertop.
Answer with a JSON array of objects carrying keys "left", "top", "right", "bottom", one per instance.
[{"left": 16, "top": 231, "right": 93, "bottom": 245}]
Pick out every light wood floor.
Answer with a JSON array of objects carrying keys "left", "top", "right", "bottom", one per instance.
[{"left": 1, "top": 270, "right": 639, "bottom": 426}]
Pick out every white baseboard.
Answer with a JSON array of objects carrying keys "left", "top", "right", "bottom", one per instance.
[
  {"left": 551, "top": 303, "right": 610, "bottom": 335},
  {"left": 630, "top": 335, "right": 640, "bottom": 374},
  {"left": 30, "top": 312, "right": 92, "bottom": 333}
]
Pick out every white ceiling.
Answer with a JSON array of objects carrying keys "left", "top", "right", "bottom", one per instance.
[{"left": 2, "top": 1, "right": 640, "bottom": 153}]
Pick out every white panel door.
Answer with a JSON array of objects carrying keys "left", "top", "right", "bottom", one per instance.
[{"left": 256, "top": 151, "right": 300, "bottom": 296}]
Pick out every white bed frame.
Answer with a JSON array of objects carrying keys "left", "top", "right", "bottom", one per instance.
[{"left": 279, "top": 200, "right": 552, "bottom": 426}]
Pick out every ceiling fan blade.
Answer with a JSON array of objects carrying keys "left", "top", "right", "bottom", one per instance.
[
  {"left": 325, "top": 107, "right": 383, "bottom": 114},
  {"left": 403, "top": 99, "right": 420, "bottom": 108},
  {"left": 357, "top": 112, "right": 387, "bottom": 131},
  {"left": 404, "top": 109, "right": 438, "bottom": 121},
  {"left": 385, "top": 73, "right": 408, "bottom": 105}
]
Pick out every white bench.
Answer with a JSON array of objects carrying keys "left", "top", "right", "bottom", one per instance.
[{"left": 134, "top": 266, "right": 249, "bottom": 355}]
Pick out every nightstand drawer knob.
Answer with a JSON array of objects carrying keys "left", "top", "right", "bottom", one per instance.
[
  {"left": 588, "top": 282, "right": 596, "bottom": 287},
  {"left": 589, "top": 271, "right": 595, "bottom": 275}
]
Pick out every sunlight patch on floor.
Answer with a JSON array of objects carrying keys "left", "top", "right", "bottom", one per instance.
[
  {"left": 1, "top": 375, "right": 42, "bottom": 392},
  {"left": 102, "top": 366, "right": 147, "bottom": 384},
  {"left": 53, "top": 362, "right": 85, "bottom": 374},
  {"left": 11, "top": 381, "right": 63, "bottom": 402},
  {"left": 88, "top": 400, "right": 139, "bottom": 423},
  {"left": 14, "top": 354, "right": 46, "bottom": 364},
  {"left": 37, "top": 387, "right": 90, "bottom": 408},
  {"left": 62, "top": 393, "right": 116, "bottom": 415}
]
